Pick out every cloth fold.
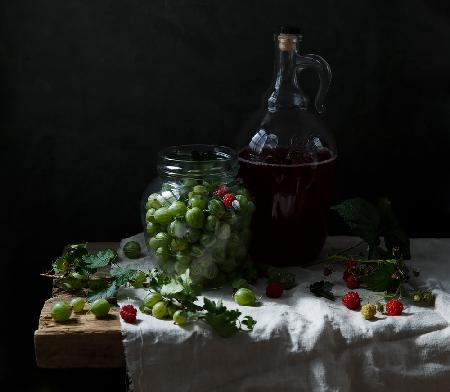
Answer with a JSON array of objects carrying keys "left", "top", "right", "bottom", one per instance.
[{"left": 117, "top": 234, "right": 450, "bottom": 391}]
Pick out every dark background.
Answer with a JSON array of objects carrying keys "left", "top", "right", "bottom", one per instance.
[{"left": 2, "top": 0, "right": 450, "bottom": 390}]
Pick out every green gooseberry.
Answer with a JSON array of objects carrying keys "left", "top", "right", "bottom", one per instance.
[
  {"left": 189, "top": 195, "right": 208, "bottom": 210},
  {"left": 148, "top": 232, "right": 170, "bottom": 250},
  {"left": 154, "top": 207, "right": 174, "bottom": 225},
  {"left": 234, "top": 288, "right": 257, "bottom": 306},
  {"left": 168, "top": 201, "right": 187, "bottom": 218},
  {"left": 185, "top": 207, "right": 204, "bottom": 229},
  {"left": 51, "top": 301, "right": 72, "bottom": 322},
  {"left": 171, "top": 238, "right": 188, "bottom": 252},
  {"left": 70, "top": 297, "right": 86, "bottom": 313},
  {"left": 123, "top": 241, "right": 141, "bottom": 259},
  {"left": 90, "top": 299, "right": 111, "bottom": 318},
  {"left": 205, "top": 215, "right": 218, "bottom": 232},
  {"left": 168, "top": 220, "right": 188, "bottom": 239},
  {"left": 155, "top": 247, "right": 170, "bottom": 263},
  {"left": 143, "top": 292, "right": 163, "bottom": 309},
  {"left": 145, "top": 208, "right": 156, "bottom": 223},
  {"left": 146, "top": 222, "right": 160, "bottom": 237},
  {"left": 208, "top": 199, "right": 225, "bottom": 218},
  {"left": 185, "top": 227, "right": 201, "bottom": 243},
  {"left": 147, "top": 193, "right": 163, "bottom": 209},
  {"left": 193, "top": 185, "right": 208, "bottom": 195}
]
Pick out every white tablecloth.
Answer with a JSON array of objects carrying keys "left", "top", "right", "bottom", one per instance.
[{"left": 117, "top": 234, "right": 450, "bottom": 392}]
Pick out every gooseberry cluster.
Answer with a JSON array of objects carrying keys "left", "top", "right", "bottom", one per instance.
[{"left": 144, "top": 180, "right": 254, "bottom": 283}]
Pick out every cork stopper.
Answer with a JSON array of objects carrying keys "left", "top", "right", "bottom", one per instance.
[
  {"left": 278, "top": 34, "right": 297, "bottom": 52},
  {"left": 277, "top": 26, "right": 301, "bottom": 52}
]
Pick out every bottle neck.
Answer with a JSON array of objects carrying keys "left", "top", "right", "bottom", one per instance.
[{"left": 267, "top": 35, "right": 308, "bottom": 112}]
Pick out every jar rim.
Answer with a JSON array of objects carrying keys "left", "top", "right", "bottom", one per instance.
[
  {"left": 157, "top": 144, "right": 238, "bottom": 180},
  {"left": 158, "top": 144, "right": 236, "bottom": 163}
]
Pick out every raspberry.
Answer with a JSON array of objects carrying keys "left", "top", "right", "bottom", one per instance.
[
  {"left": 385, "top": 298, "right": 403, "bottom": 316},
  {"left": 222, "top": 193, "right": 236, "bottom": 208},
  {"left": 213, "top": 185, "right": 229, "bottom": 198},
  {"left": 266, "top": 282, "right": 283, "bottom": 298},
  {"left": 342, "top": 291, "right": 361, "bottom": 310},
  {"left": 361, "top": 304, "right": 377, "bottom": 320},
  {"left": 345, "top": 274, "right": 360, "bottom": 289},
  {"left": 120, "top": 304, "right": 137, "bottom": 323}
]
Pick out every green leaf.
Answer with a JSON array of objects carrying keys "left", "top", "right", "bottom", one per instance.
[
  {"left": 82, "top": 249, "right": 117, "bottom": 270},
  {"left": 241, "top": 316, "right": 257, "bottom": 331},
  {"left": 360, "top": 261, "right": 399, "bottom": 292},
  {"left": 202, "top": 298, "right": 242, "bottom": 337},
  {"left": 160, "top": 281, "right": 184, "bottom": 297},
  {"left": 87, "top": 282, "right": 118, "bottom": 302},
  {"left": 377, "top": 198, "right": 410, "bottom": 259},
  {"left": 204, "top": 312, "right": 240, "bottom": 337},
  {"left": 332, "top": 198, "right": 380, "bottom": 247},
  {"left": 309, "top": 281, "right": 335, "bottom": 301},
  {"left": 110, "top": 266, "right": 137, "bottom": 286},
  {"left": 53, "top": 256, "right": 69, "bottom": 274}
]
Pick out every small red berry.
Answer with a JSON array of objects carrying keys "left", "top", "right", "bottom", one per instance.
[
  {"left": 345, "top": 274, "right": 360, "bottom": 289},
  {"left": 342, "top": 291, "right": 361, "bottom": 310},
  {"left": 385, "top": 298, "right": 404, "bottom": 316},
  {"left": 222, "top": 193, "right": 236, "bottom": 208},
  {"left": 213, "top": 185, "right": 229, "bottom": 198},
  {"left": 120, "top": 304, "right": 137, "bottom": 323},
  {"left": 345, "top": 260, "right": 356, "bottom": 270},
  {"left": 343, "top": 270, "right": 352, "bottom": 281},
  {"left": 266, "top": 282, "right": 283, "bottom": 298}
]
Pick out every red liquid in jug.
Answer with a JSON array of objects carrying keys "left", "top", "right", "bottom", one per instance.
[{"left": 238, "top": 147, "right": 336, "bottom": 266}]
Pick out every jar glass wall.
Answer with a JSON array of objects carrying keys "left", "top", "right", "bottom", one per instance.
[{"left": 142, "top": 145, "right": 254, "bottom": 286}]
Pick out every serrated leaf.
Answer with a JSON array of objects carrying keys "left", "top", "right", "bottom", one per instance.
[
  {"left": 241, "top": 316, "right": 257, "bottom": 331},
  {"left": 53, "top": 256, "right": 69, "bottom": 274},
  {"left": 110, "top": 266, "right": 137, "bottom": 286},
  {"left": 332, "top": 198, "right": 380, "bottom": 247},
  {"left": 160, "top": 281, "right": 184, "bottom": 297},
  {"left": 360, "top": 262, "right": 398, "bottom": 292},
  {"left": 377, "top": 198, "right": 410, "bottom": 259},
  {"left": 204, "top": 310, "right": 241, "bottom": 337},
  {"left": 309, "top": 280, "right": 335, "bottom": 301},
  {"left": 87, "top": 282, "right": 118, "bottom": 302},
  {"left": 82, "top": 249, "right": 117, "bottom": 269}
]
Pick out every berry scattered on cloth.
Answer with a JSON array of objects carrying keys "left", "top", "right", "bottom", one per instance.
[
  {"left": 266, "top": 282, "right": 283, "bottom": 298},
  {"left": 345, "top": 274, "right": 360, "bottom": 289},
  {"left": 385, "top": 299, "right": 404, "bottom": 316},
  {"left": 222, "top": 193, "right": 236, "bottom": 208},
  {"left": 120, "top": 304, "right": 137, "bottom": 323},
  {"left": 361, "top": 304, "right": 377, "bottom": 320},
  {"left": 342, "top": 291, "right": 361, "bottom": 310}
]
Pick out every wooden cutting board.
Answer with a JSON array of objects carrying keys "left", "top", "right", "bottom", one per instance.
[{"left": 34, "top": 242, "right": 125, "bottom": 368}]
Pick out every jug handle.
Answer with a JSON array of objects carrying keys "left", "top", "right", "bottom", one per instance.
[{"left": 296, "top": 54, "right": 332, "bottom": 114}]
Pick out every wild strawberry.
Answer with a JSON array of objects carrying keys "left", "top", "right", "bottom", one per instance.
[
  {"left": 222, "top": 193, "right": 236, "bottom": 208},
  {"left": 345, "top": 274, "right": 360, "bottom": 289},
  {"left": 361, "top": 304, "right": 377, "bottom": 320},
  {"left": 345, "top": 260, "right": 357, "bottom": 270},
  {"left": 343, "top": 270, "right": 352, "bottom": 281},
  {"left": 266, "top": 282, "right": 283, "bottom": 298},
  {"left": 213, "top": 185, "right": 229, "bottom": 198},
  {"left": 342, "top": 291, "right": 361, "bottom": 310},
  {"left": 385, "top": 298, "right": 404, "bottom": 316},
  {"left": 120, "top": 304, "right": 137, "bottom": 323}
]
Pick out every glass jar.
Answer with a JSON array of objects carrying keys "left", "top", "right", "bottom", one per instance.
[
  {"left": 238, "top": 26, "right": 337, "bottom": 266},
  {"left": 142, "top": 144, "right": 254, "bottom": 285}
]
